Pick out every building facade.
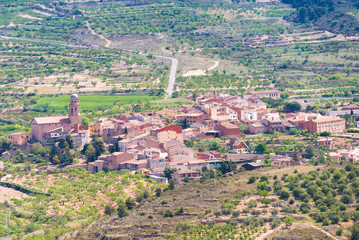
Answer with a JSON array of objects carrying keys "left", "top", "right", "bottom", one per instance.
[
  {"left": 302, "top": 116, "right": 345, "bottom": 133},
  {"left": 7, "top": 132, "right": 32, "bottom": 145},
  {"left": 31, "top": 94, "right": 82, "bottom": 141}
]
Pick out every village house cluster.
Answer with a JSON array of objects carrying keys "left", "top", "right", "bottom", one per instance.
[{"left": 4, "top": 91, "right": 351, "bottom": 183}]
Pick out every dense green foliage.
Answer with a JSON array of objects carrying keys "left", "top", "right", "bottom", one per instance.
[
  {"left": 275, "top": 165, "right": 359, "bottom": 226},
  {"left": 282, "top": 0, "right": 334, "bottom": 23}
]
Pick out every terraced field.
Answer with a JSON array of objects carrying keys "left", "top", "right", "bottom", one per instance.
[
  {"left": 0, "top": 168, "right": 164, "bottom": 239},
  {"left": 0, "top": 0, "right": 358, "bottom": 99}
]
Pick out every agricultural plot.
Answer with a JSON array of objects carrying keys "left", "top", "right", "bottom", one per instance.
[
  {"left": 31, "top": 94, "right": 157, "bottom": 113},
  {"left": 74, "top": 165, "right": 326, "bottom": 239},
  {"left": 0, "top": 39, "right": 169, "bottom": 93},
  {"left": 1, "top": 1, "right": 358, "bottom": 99},
  {"left": 0, "top": 168, "right": 163, "bottom": 239}
]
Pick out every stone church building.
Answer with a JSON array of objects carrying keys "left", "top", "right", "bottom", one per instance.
[{"left": 31, "top": 94, "right": 82, "bottom": 141}]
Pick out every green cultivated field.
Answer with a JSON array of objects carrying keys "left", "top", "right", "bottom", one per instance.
[{"left": 32, "top": 94, "right": 157, "bottom": 112}]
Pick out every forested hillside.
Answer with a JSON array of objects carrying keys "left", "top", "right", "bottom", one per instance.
[{"left": 282, "top": 0, "right": 359, "bottom": 34}]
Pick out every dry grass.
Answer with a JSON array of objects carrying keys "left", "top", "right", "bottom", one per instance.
[
  {"left": 0, "top": 186, "right": 28, "bottom": 203},
  {"left": 267, "top": 222, "right": 338, "bottom": 240}
]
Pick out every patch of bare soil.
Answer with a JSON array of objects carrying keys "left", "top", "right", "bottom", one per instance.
[
  {"left": 18, "top": 14, "right": 42, "bottom": 20},
  {"left": 0, "top": 186, "right": 28, "bottom": 203},
  {"left": 267, "top": 222, "right": 339, "bottom": 240},
  {"left": 183, "top": 60, "right": 220, "bottom": 77},
  {"left": 32, "top": 10, "right": 52, "bottom": 17}
]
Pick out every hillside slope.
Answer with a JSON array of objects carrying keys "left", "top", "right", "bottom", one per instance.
[{"left": 70, "top": 165, "right": 333, "bottom": 240}]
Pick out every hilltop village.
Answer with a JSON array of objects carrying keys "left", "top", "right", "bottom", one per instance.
[{"left": 2, "top": 91, "right": 357, "bottom": 184}]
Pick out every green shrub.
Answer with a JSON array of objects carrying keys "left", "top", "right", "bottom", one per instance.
[
  {"left": 270, "top": 217, "right": 281, "bottom": 229},
  {"left": 226, "top": 219, "right": 238, "bottom": 226},
  {"left": 248, "top": 200, "right": 257, "bottom": 208},
  {"left": 117, "top": 204, "right": 128, "bottom": 218},
  {"left": 336, "top": 228, "right": 343, "bottom": 236},
  {"left": 164, "top": 210, "right": 174, "bottom": 217},
  {"left": 248, "top": 176, "right": 256, "bottom": 184},
  {"left": 232, "top": 210, "right": 240, "bottom": 218}
]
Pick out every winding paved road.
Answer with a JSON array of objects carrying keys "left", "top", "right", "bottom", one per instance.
[{"left": 157, "top": 56, "right": 178, "bottom": 99}]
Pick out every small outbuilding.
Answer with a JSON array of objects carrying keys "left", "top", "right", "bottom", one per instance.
[{"left": 241, "top": 162, "right": 263, "bottom": 171}]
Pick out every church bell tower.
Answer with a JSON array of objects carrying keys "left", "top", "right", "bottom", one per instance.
[{"left": 69, "top": 94, "right": 82, "bottom": 126}]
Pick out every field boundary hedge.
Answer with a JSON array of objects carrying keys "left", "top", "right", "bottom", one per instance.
[{"left": 0, "top": 181, "right": 50, "bottom": 196}]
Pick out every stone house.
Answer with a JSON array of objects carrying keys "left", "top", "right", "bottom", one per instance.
[
  {"left": 90, "top": 152, "right": 136, "bottom": 170},
  {"left": 318, "top": 138, "right": 335, "bottom": 150},
  {"left": 188, "top": 160, "right": 210, "bottom": 171},
  {"left": 167, "top": 144, "right": 194, "bottom": 162},
  {"left": 156, "top": 125, "right": 183, "bottom": 143},
  {"left": 271, "top": 157, "right": 292, "bottom": 167},
  {"left": 336, "top": 147, "right": 359, "bottom": 162},
  {"left": 71, "top": 130, "right": 90, "bottom": 148},
  {"left": 262, "top": 116, "right": 285, "bottom": 132},
  {"left": 119, "top": 159, "right": 148, "bottom": 171},
  {"left": 7, "top": 132, "right": 31, "bottom": 146},
  {"left": 172, "top": 168, "right": 201, "bottom": 184},
  {"left": 214, "top": 122, "right": 244, "bottom": 138},
  {"left": 197, "top": 151, "right": 221, "bottom": 160},
  {"left": 248, "top": 122, "right": 267, "bottom": 134},
  {"left": 176, "top": 113, "right": 208, "bottom": 125}
]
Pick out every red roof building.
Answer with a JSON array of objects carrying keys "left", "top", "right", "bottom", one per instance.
[{"left": 157, "top": 125, "right": 182, "bottom": 134}]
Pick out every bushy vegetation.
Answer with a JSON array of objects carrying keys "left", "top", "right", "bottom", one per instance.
[
  {"left": 275, "top": 165, "right": 359, "bottom": 226},
  {"left": 0, "top": 39, "right": 169, "bottom": 86},
  {"left": 0, "top": 168, "right": 163, "bottom": 239},
  {"left": 282, "top": 0, "right": 334, "bottom": 23},
  {"left": 183, "top": 223, "right": 265, "bottom": 240}
]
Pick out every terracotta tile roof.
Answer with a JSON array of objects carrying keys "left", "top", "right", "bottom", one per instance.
[
  {"left": 120, "top": 159, "right": 147, "bottom": 165},
  {"left": 219, "top": 122, "right": 237, "bottom": 129},
  {"left": 111, "top": 152, "right": 135, "bottom": 161},
  {"left": 250, "top": 123, "right": 266, "bottom": 128},
  {"left": 312, "top": 116, "right": 344, "bottom": 123},
  {"left": 158, "top": 125, "right": 182, "bottom": 134},
  {"left": 32, "top": 116, "right": 69, "bottom": 125},
  {"left": 8, "top": 132, "right": 30, "bottom": 136},
  {"left": 233, "top": 140, "right": 249, "bottom": 149}
]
